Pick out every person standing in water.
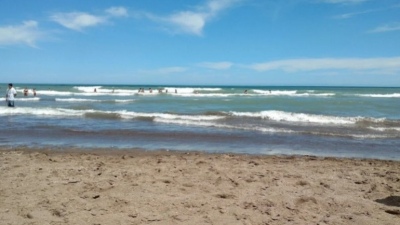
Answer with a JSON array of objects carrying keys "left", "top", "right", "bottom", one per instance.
[
  {"left": 6, "top": 83, "right": 17, "bottom": 107},
  {"left": 23, "top": 87, "right": 28, "bottom": 96}
]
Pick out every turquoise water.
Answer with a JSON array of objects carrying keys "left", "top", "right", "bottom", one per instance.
[{"left": 1, "top": 84, "right": 399, "bottom": 160}]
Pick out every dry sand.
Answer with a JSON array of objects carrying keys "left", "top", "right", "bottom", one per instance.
[{"left": 0, "top": 148, "right": 399, "bottom": 225}]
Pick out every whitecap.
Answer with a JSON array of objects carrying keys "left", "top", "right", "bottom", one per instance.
[
  {"left": 356, "top": 93, "right": 400, "bottom": 98},
  {"left": 55, "top": 98, "right": 102, "bottom": 102},
  {"left": 230, "top": 110, "right": 357, "bottom": 125}
]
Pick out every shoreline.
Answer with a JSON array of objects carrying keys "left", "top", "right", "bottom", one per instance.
[
  {"left": 2, "top": 145, "right": 400, "bottom": 162},
  {"left": 1, "top": 147, "right": 399, "bottom": 224}
]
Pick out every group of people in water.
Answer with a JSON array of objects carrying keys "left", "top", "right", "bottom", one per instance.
[
  {"left": 93, "top": 87, "right": 179, "bottom": 94},
  {"left": 137, "top": 88, "right": 178, "bottom": 94},
  {"left": 23, "top": 87, "right": 37, "bottom": 96},
  {"left": 92, "top": 88, "right": 265, "bottom": 94},
  {"left": 6, "top": 84, "right": 274, "bottom": 108},
  {"left": 5, "top": 84, "right": 37, "bottom": 107}
]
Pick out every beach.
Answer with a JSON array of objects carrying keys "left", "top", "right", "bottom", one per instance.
[{"left": 1, "top": 148, "right": 399, "bottom": 225}]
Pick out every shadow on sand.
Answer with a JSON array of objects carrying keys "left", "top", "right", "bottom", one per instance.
[
  {"left": 376, "top": 196, "right": 400, "bottom": 215},
  {"left": 376, "top": 196, "right": 400, "bottom": 207}
]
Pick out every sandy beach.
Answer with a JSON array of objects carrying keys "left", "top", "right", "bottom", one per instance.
[{"left": 0, "top": 148, "right": 399, "bottom": 225}]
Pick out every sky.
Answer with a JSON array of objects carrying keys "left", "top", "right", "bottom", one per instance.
[{"left": 1, "top": 0, "right": 400, "bottom": 86}]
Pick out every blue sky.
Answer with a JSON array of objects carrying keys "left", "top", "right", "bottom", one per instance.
[{"left": 1, "top": 0, "right": 400, "bottom": 86}]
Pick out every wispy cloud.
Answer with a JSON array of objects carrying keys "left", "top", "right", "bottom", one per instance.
[
  {"left": 51, "top": 6, "right": 128, "bottom": 31},
  {"left": 51, "top": 12, "right": 106, "bottom": 31},
  {"left": 106, "top": 7, "right": 129, "bottom": 17},
  {"left": 334, "top": 9, "right": 377, "bottom": 19},
  {"left": 248, "top": 57, "right": 400, "bottom": 74},
  {"left": 334, "top": 4, "right": 400, "bottom": 19},
  {"left": 0, "top": 20, "right": 43, "bottom": 47},
  {"left": 146, "top": 0, "right": 241, "bottom": 35},
  {"left": 369, "top": 22, "right": 400, "bottom": 33},
  {"left": 198, "top": 61, "right": 233, "bottom": 70}
]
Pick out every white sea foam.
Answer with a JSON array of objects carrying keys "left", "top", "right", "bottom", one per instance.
[
  {"left": 136, "top": 91, "right": 161, "bottom": 96},
  {"left": 303, "top": 130, "right": 393, "bottom": 139},
  {"left": 296, "top": 93, "right": 335, "bottom": 97},
  {"left": 73, "top": 86, "right": 103, "bottom": 92},
  {"left": 0, "top": 97, "right": 40, "bottom": 101},
  {"left": 154, "top": 118, "right": 294, "bottom": 134},
  {"left": 351, "top": 134, "right": 395, "bottom": 139},
  {"left": 154, "top": 118, "right": 221, "bottom": 127},
  {"left": 1, "top": 105, "right": 389, "bottom": 129},
  {"left": 115, "top": 99, "right": 135, "bottom": 103},
  {"left": 368, "top": 127, "right": 400, "bottom": 132},
  {"left": 39, "top": 90, "right": 121, "bottom": 97},
  {"left": 117, "top": 111, "right": 224, "bottom": 121},
  {"left": 55, "top": 98, "right": 102, "bottom": 102},
  {"left": 0, "top": 107, "right": 224, "bottom": 121},
  {"left": 97, "top": 88, "right": 137, "bottom": 94},
  {"left": 196, "top": 88, "right": 222, "bottom": 91},
  {"left": 253, "top": 90, "right": 297, "bottom": 95},
  {"left": 230, "top": 110, "right": 394, "bottom": 128},
  {"left": 0, "top": 107, "right": 85, "bottom": 117},
  {"left": 164, "top": 87, "right": 221, "bottom": 93},
  {"left": 36, "top": 90, "right": 74, "bottom": 96},
  {"left": 253, "top": 90, "right": 334, "bottom": 97},
  {"left": 105, "top": 89, "right": 137, "bottom": 94},
  {"left": 174, "top": 93, "right": 232, "bottom": 97},
  {"left": 16, "top": 97, "right": 40, "bottom": 101},
  {"left": 356, "top": 93, "right": 400, "bottom": 98},
  {"left": 83, "top": 92, "right": 136, "bottom": 96},
  {"left": 230, "top": 110, "right": 357, "bottom": 125}
]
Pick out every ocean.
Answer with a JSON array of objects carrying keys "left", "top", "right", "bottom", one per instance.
[{"left": 1, "top": 84, "right": 399, "bottom": 160}]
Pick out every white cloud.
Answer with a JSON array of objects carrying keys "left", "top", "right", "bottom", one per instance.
[
  {"left": 168, "top": 11, "right": 207, "bottom": 35},
  {"left": 106, "top": 7, "right": 128, "bottom": 17},
  {"left": 248, "top": 57, "right": 400, "bottom": 73},
  {"left": 51, "top": 6, "right": 128, "bottom": 31},
  {"left": 51, "top": 12, "right": 106, "bottom": 31},
  {"left": 148, "top": 0, "right": 240, "bottom": 35},
  {"left": 0, "top": 20, "right": 43, "bottom": 47},
  {"left": 198, "top": 61, "right": 233, "bottom": 70},
  {"left": 369, "top": 23, "right": 400, "bottom": 33}
]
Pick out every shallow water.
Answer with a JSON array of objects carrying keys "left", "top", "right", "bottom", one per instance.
[{"left": 1, "top": 84, "right": 399, "bottom": 160}]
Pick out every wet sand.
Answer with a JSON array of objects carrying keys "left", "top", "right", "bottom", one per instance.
[{"left": 1, "top": 147, "right": 399, "bottom": 225}]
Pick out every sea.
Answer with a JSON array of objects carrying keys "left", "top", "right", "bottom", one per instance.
[{"left": 1, "top": 84, "right": 399, "bottom": 160}]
